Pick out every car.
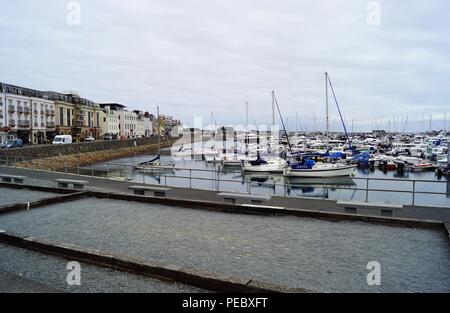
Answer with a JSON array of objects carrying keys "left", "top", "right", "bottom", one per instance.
[
  {"left": 52, "top": 135, "right": 73, "bottom": 145},
  {"left": 85, "top": 136, "right": 95, "bottom": 142},
  {"left": 102, "top": 134, "right": 113, "bottom": 141},
  {"left": 1, "top": 139, "right": 23, "bottom": 149}
]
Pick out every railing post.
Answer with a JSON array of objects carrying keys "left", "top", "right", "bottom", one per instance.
[
  {"left": 91, "top": 163, "right": 94, "bottom": 177},
  {"left": 365, "top": 178, "right": 369, "bottom": 202},
  {"left": 189, "top": 169, "right": 192, "bottom": 188},
  {"left": 323, "top": 177, "right": 326, "bottom": 199},
  {"left": 412, "top": 180, "right": 416, "bottom": 206},
  {"left": 143, "top": 168, "right": 146, "bottom": 184}
]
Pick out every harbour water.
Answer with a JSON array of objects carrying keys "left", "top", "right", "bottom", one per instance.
[{"left": 84, "top": 150, "right": 450, "bottom": 207}]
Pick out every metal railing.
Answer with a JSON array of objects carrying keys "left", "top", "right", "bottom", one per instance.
[{"left": 1, "top": 155, "right": 447, "bottom": 207}]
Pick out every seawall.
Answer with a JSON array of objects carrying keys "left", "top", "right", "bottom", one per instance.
[{"left": 0, "top": 137, "right": 178, "bottom": 160}]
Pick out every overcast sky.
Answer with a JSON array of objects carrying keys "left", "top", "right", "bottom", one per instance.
[{"left": 1, "top": 0, "right": 449, "bottom": 131}]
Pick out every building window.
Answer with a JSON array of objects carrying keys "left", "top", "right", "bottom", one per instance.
[{"left": 60, "top": 107, "right": 64, "bottom": 125}]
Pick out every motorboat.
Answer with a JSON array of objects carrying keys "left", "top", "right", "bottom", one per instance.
[{"left": 410, "top": 161, "right": 435, "bottom": 172}]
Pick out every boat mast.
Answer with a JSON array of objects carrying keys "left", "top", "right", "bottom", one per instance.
[
  {"left": 245, "top": 102, "right": 249, "bottom": 156},
  {"left": 271, "top": 91, "right": 276, "bottom": 151},
  {"left": 272, "top": 92, "right": 275, "bottom": 131},
  {"left": 157, "top": 105, "right": 161, "bottom": 156},
  {"left": 246, "top": 101, "right": 249, "bottom": 127},
  {"left": 444, "top": 110, "right": 447, "bottom": 135},
  {"left": 325, "top": 72, "right": 330, "bottom": 149}
]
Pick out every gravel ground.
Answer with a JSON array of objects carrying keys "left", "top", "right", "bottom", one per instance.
[
  {"left": 0, "top": 197, "right": 449, "bottom": 293},
  {"left": 0, "top": 187, "right": 58, "bottom": 207},
  {"left": 0, "top": 244, "right": 206, "bottom": 293}
]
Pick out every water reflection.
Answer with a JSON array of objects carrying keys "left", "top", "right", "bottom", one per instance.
[
  {"left": 285, "top": 177, "right": 356, "bottom": 199},
  {"left": 447, "top": 177, "right": 450, "bottom": 197}
]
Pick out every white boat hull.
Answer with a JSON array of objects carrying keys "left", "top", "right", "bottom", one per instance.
[
  {"left": 242, "top": 159, "right": 287, "bottom": 173},
  {"left": 284, "top": 164, "right": 356, "bottom": 178}
]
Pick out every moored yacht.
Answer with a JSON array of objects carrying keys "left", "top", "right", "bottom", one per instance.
[
  {"left": 241, "top": 157, "right": 287, "bottom": 173},
  {"left": 284, "top": 160, "right": 356, "bottom": 177}
]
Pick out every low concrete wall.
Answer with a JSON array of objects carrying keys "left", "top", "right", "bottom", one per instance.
[
  {"left": 0, "top": 137, "right": 177, "bottom": 160},
  {"left": 0, "top": 191, "right": 88, "bottom": 216}
]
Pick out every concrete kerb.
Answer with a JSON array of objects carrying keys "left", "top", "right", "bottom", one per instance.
[
  {"left": 0, "top": 191, "right": 88, "bottom": 215},
  {"left": 444, "top": 222, "right": 450, "bottom": 241}
]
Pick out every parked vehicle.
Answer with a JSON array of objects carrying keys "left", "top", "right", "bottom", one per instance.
[
  {"left": 84, "top": 136, "right": 95, "bottom": 142},
  {"left": 1, "top": 139, "right": 23, "bottom": 149},
  {"left": 102, "top": 133, "right": 118, "bottom": 141},
  {"left": 52, "top": 135, "right": 73, "bottom": 145}
]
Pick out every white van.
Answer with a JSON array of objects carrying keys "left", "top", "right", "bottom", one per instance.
[{"left": 53, "top": 135, "right": 73, "bottom": 145}]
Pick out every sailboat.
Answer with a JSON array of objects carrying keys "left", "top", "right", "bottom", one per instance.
[
  {"left": 135, "top": 106, "right": 175, "bottom": 173},
  {"left": 284, "top": 73, "right": 356, "bottom": 178},
  {"left": 240, "top": 95, "right": 287, "bottom": 173},
  {"left": 222, "top": 102, "right": 258, "bottom": 167},
  {"left": 284, "top": 160, "right": 356, "bottom": 177},
  {"left": 242, "top": 156, "right": 287, "bottom": 173}
]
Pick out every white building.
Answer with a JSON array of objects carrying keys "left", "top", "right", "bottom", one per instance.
[
  {"left": 143, "top": 116, "right": 153, "bottom": 137},
  {"left": 118, "top": 110, "right": 138, "bottom": 138},
  {"left": 99, "top": 105, "right": 120, "bottom": 137},
  {"left": 0, "top": 83, "right": 56, "bottom": 144}
]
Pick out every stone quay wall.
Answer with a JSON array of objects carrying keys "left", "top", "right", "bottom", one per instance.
[{"left": 0, "top": 137, "right": 177, "bottom": 160}]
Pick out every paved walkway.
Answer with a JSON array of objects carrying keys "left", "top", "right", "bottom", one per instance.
[
  {"left": 0, "top": 270, "right": 63, "bottom": 293},
  {"left": 1, "top": 165, "right": 449, "bottom": 221}
]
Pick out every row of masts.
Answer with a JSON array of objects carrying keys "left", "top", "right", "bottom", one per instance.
[{"left": 208, "top": 72, "right": 448, "bottom": 135}]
